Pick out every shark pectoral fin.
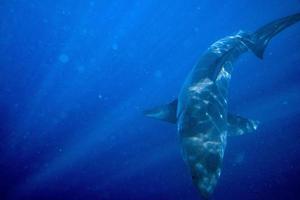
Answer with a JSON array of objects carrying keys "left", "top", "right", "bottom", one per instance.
[
  {"left": 144, "top": 99, "right": 178, "bottom": 124},
  {"left": 227, "top": 113, "right": 259, "bottom": 136}
]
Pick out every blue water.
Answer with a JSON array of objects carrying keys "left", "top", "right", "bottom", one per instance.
[{"left": 0, "top": 1, "right": 300, "bottom": 200}]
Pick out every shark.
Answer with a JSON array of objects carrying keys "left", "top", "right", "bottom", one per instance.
[{"left": 144, "top": 13, "right": 300, "bottom": 199}]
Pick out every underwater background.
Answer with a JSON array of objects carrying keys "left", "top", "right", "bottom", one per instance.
[{"left": 0, "top": 0, "right": 300, "bottom": 200}]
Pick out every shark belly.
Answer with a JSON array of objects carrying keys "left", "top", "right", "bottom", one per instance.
[
  {"left": 177, "top": 79, "right": 228, "bottom": 198},
  {"left": 174, "top": 33, "right": 248, "bottom": 198}
]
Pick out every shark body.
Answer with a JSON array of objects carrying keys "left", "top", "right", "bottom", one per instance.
[{"left": 145, "top": 13, "right": 300, "bottom": 199}]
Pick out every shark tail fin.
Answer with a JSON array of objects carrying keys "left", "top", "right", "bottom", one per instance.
[
  {"left": 227, "top": 113, "right": 259, "bottom": 136},
  {"left": 244, "top": 13, "right": 300, "bottom": 59},
  {"left": 144, "top": 99, "right": 178, "bottom": 124}
]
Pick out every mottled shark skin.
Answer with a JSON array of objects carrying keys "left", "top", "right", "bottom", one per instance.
[{"left": 145, "top": 13, "right": 300, "bottom": 199}]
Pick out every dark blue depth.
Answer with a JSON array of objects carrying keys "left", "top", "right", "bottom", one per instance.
[{"left": 0, "top": 1, "right": 300, "bottom": 200}]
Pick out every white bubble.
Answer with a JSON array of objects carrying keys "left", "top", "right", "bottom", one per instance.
[
  {"left": 154, "top": 70, "right": 162, "bottom": 78},
  {"left": 233, "top": 152, "right": 245, "bottom": 166},
  {"left": 89, "top": 1, "right": 95, "bottom": 7},
  {"left": 59, "top": 54, "right": 69, "bottom": 63},
  {"left": 112, "top": 43, "right": 119, "bottom": 50},
  {"left": 77, "top": 65, "right": 85, "bottom": 73}
]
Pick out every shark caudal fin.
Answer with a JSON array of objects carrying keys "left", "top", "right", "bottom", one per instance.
[
  {"left": 144, "top": 99, "right": 178, "bottom": 124},
  {"left": 243, "top": 13, "right": 300, "bottom": 59}
]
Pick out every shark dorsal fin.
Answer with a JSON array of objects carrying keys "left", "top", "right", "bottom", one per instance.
[
  {"left": 227, "top": 113, "right": 259, "bottom": 136},
  {"left": 144, "top": 99, "right": 178, "bottom": 124}
]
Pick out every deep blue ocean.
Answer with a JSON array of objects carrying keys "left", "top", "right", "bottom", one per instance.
[{"left": 1, "top": 1, "right": 300, "bottom": 200}]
